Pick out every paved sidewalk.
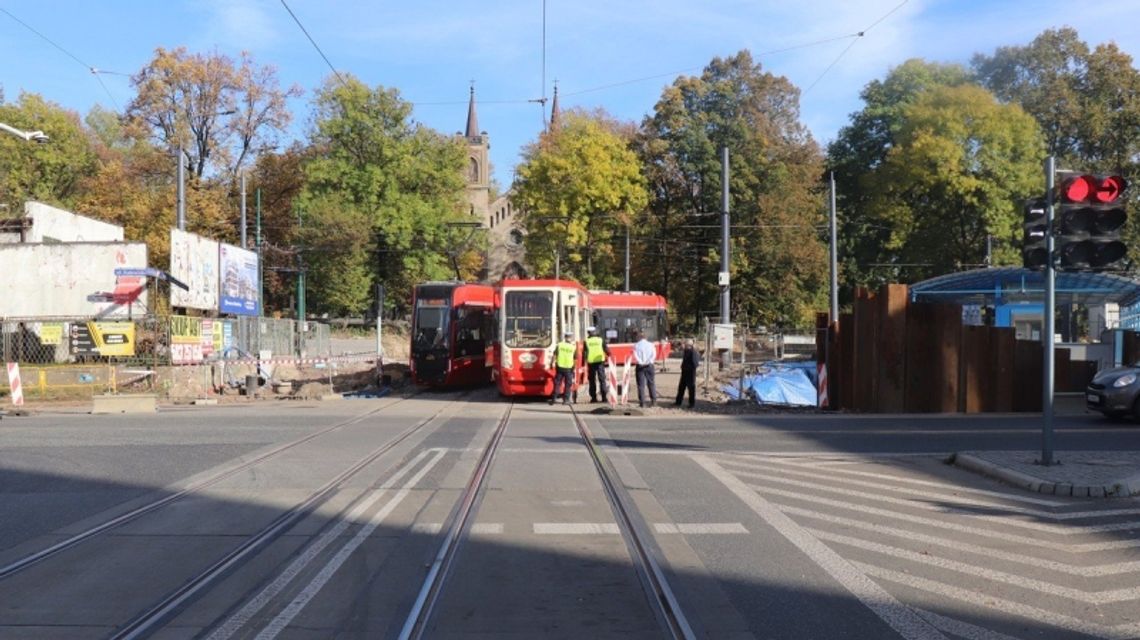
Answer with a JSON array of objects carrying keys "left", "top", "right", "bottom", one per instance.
[{"left": 954, "top": 450, "right": 1140, "bottom": 498}]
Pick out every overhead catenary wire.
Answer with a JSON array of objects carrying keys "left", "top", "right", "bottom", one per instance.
[
  {"left": 802, "top": 0, "right": 909, "bottom": 95},
  {"left": 279, "top": 0, "right": 348, "bottom": 89},
  {"left": 0, "top": 7, "right": 121, "bottom": 109}
]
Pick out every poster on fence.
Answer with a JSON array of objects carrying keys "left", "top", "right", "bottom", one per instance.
[
  {"left": 70, "top": 321, "right": 135, "bottom": 357},
  {"left": 170, "top": 229, "right": 219, "bottom": 311},
  {"left": 169, "top": 315, "right": 203, "bottom": 364},
  {"left": 219, "top": 243, "right": 259, "bottom": 316}
]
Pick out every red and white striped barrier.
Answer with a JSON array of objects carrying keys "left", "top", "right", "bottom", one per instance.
[
  {"left": 817, "top": 362, "right": 829, "bottom": 408},
  {"left": 6, "top": 362, "right": 24, "bottom": 407},
  {"left": 185, "top": 353, "right": 380, "bottom": 367}
]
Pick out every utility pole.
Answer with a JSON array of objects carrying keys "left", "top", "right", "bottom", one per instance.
[
  {"left": 256, "top": 188, "right": 263, "bottom": 317},
  {"left": 1042, "top": 156, "right": 1056, "bottom": 466},
  {"left": 829, "top": 172, "right": 838, "bottom": 324},
  {"left": 720, "top": 147, "right": 731, "bottom": 368},
  {"left": 240, "top": 172, "right": 247, "bottom": 248},
  {"left": 177, "top": 142, "right": 186, "bottom": 230},
  {"left": 624, "top": 225, "right": 630, "bottom": 292}
]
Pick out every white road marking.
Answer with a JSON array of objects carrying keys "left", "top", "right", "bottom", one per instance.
[
  {"left": 916, "top": 608, "right": 1035, "bottom": 640},
  {"left": 693, "top": 454, "right": 948, "bottom": 640},
  {"left": 732, "top": 454, "right": 1067, "bottom": 507},
  {"left": 412, "top": 522, "right": 503, "bottom": 535},
  {"left": 254, "top": 449, "right": 447, "bottom": 639},
  {"left": 856, "top": 562, "right": 1140, "bottom": 640},
  {"left": 550, "top": 500, "right": 586, "bottom": 506},
  {"left": 783, "top": 505, "right": 1140, "bottom": 576},
  {"left": 534, "top": 522, "right": 620, "bottom": 534},
  {"left": 205, "top": 449, "right": 445, "bottom": 640},
  {"left": 653, "top": 522, "right": 748, "bottom": 535},
  {"left": 728, "top": 465, "right": 1140, "bottom": 536},
  {"left": 756, "top": 483, "right": 1140, "bottom": 552},
  {"left": 809, "top": 528, "right": 1140, "bottom": 603}
]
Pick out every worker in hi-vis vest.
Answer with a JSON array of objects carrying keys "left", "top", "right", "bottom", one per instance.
[
  {"left": 550, "top": 330, "right": 578, "bottom": 405},
  {"left": 584, "top": 326, "right": 611, "bottom": 403}
]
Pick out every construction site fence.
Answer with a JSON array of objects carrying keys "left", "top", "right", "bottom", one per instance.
[{"left": 0, "top": 315, "right": 332, "bottom": 369}]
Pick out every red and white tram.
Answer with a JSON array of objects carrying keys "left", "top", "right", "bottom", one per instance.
[
  {"left": 410, "top": 281, "right": 495, "bottom": 387},
  {"left": 493, "top": 278, "right": 591, "bottom": 397},
  {"left": 588, "top": 290, "right": 671, "bottom": 366}
]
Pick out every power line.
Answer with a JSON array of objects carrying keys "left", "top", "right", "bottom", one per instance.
[
  {"left": 279, "top": 0, "right": 348, "bottom": 88},
  {"left": 802, "top": 0, "right": 909, "bottom": 96},
  {"left": 0, "top": 7, "right": 120, "bottom": 109}
]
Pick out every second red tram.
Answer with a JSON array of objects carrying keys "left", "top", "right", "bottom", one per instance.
[
  {"left": 410, "top": 281, "right": 495, "bottom": 387},
  {"left": 588, "top": 290, "right": 671, "bottom": 366},
  {"left": 493, "top": 278, "right": 590, "bottom": 397}
]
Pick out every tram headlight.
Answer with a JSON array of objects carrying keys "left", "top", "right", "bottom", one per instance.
[{"left": 500, "top": 346, "right": 512, "bottom": 369}]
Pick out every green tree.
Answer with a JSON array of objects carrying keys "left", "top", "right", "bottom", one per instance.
[
  {"left": 636, "top": 50, "right": 827, "bottom": 331},
  {"left": 0, "top": 93, "right": 99, "bottom": 212},
  {"left": 514, "top": 109, "right": 648, "bottom": 288},
  {"left": 827, "top": 59, "right": 972, "bottom": 294},
  {"left": 300, "top": 76, "right": 471, "bottom": 316},
  {"left": 864, "top": 84, "right": 1044, "bottom": 277}
]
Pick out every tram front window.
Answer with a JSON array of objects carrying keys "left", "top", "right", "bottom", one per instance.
[
  {"left": 413, "top": 304, "right": 449, "bottom": 352},
  {"left": 595, "top": 309, "right": 665, "bottom": 343},
  {"left": 504, "top": 290, "right": 554, "bottom": 348}
]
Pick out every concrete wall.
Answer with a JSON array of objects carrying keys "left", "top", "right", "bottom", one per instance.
[
  {"left": 23, "top": 201, "right": 124, "bottom": 243},
  {"left": 0, "top": 242, "right": 148, "bottom": 317}
]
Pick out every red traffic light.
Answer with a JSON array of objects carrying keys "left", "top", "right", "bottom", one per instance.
[
  {"left": 1095, "top": 175, "right": 1125, "bottom": 203},
  {"left": 1060, "top": 174, "right": 1127, "bottom": 203}
]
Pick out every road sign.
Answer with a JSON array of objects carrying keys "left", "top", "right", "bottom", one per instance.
[{"left": 114, "top": 267, "right": 161, "bottom": 278}]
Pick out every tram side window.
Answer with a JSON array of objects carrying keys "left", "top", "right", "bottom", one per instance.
[
  {"left": 594, "top": 309, "right": 665, "bottom": 342},
  {"left": 453, "top": 308, "right": 486, "bottom": 357},
  {"left": 504, "top": 290, "right": 554, "bottom": 348}
]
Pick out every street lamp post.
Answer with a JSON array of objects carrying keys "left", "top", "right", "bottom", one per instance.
[{"left": 0, "top": 122, "right": 49, "bottom": 144}]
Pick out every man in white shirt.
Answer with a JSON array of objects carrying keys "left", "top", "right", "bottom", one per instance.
[{"left": 632, "top": 330, "right": 658, "bottom": 408}]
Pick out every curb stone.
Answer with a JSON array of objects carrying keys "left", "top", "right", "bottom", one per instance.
[{"left": 954, "top": 452, "right": 1140, "bottom": 498}]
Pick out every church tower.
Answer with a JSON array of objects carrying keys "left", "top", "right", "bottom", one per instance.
[{"left": 463, "top": 85, "right": 490, "bottom": 221}]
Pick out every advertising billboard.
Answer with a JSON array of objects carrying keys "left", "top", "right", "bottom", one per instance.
[
  {"left": 0, "top": 243, "right": 147, "bottom": 318},
  {"left": 170, "top": 315, "right": 203, "bottom": 364},
  {"left": 219, "top": 243, "right": 259, "bottom": 316},
  {"left": 170, "top": 229, "right": 219, "bottom": 311},
  {"left": 70, "top": 321, "right": 136, "bottom": 357}
]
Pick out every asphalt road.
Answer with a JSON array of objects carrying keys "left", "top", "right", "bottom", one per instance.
[{"left": 0, "top": 392, "right": 1138, "bottom": 638}]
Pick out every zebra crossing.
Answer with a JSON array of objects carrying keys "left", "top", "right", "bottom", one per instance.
[{"left": 697, "top": 452, "right": 1140, "bottom": 640}]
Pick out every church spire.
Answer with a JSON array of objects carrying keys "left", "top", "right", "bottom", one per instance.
[
  {"left": 465, "top": 83, "right": 480, "bottom": 139},
  {"left": 548, "top": 83, "right": 560, "bottom": 132}
]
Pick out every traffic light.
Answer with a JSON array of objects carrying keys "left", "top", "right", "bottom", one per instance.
[
  {"left": 1054, "top": 173, "right": 1128, "bottom": 271},
  {"left": 1022, "top": 197, "right": 1048, "bottom": 269}
]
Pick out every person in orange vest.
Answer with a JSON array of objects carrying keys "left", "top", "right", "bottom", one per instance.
[{"left": 550, "top": 330, "right": 578, "bottom": 405}]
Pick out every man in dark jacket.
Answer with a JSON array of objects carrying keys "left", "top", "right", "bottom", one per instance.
[{"left": 674, "top": 338, "right": 700, "bottom": 408}]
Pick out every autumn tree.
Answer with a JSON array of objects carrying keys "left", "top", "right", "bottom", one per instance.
[
  {"left": 0, "top": 93, "right": 98, "bottom": 213},
  {"left": 513, "top": 109, "right": 648, "bottom": 288},
  {"left": 299, "top": 75, "right": 472, "bottom": 316},
  {"left": 827, "top": 59, "right": 972, "bottom": 293},
  {"left": 126, "top": 47, "right": 300, "bottom": 181},
  {"left": 863, "top": 84, "right": 1044, "bottom": 277},
  {"left": 636, "top": 51, "right": 827, "bottom": 331}
]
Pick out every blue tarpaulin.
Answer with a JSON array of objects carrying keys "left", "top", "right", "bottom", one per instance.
[{"left": 721, "top": 366, "right": 817, "bottom": 407}]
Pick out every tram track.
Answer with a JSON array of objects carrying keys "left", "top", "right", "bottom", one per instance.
[
  {"left": 0, "top": 393, "right": 437, "bottom": 582},
  {"left": 398, "top": 402, "right": 696, "bottom": 640},
  {"left": 106, "top": 391, "right": 471, "bottom": 640}
]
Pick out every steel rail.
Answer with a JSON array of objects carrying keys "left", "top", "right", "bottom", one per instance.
[
  {"left": 0, "top": 395, "right": 425, "bottom": 581},
  {"left": 105, "top": 395, "right": 465, "bottom": 640},
  {"left": 570, "top": 406, "right": 698, "bottom": 640},
  {"left": 398, "top": 402, "right": 514, "bottom": 640}
]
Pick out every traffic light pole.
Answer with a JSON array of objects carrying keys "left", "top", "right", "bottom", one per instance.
[{"left": 1042, "top": 156, "right": 1056, "bottom": 466}]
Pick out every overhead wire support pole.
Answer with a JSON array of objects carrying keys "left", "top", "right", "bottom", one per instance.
[
  {"left": 720, "top": 147, "right": 731, "bottom": 368},
  {"left": 1042, "top": 156, "right": 1056, "bottom": 466},
  {"left": 829, "top": 172, "right": 838, "bottom": 324}
]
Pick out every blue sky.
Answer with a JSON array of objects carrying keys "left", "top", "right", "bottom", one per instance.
[{"left": 3, "top": 0, "right": 1140, "bottom": 187}]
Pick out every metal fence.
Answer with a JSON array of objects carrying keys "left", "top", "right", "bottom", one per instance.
[{"left": 1, "top": 315, "right": 332, "bottom": 367}]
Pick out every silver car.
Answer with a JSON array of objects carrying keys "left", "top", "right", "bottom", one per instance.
[{"left": 1087, "top": 366, "right": 1140, "bottom": 419}]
